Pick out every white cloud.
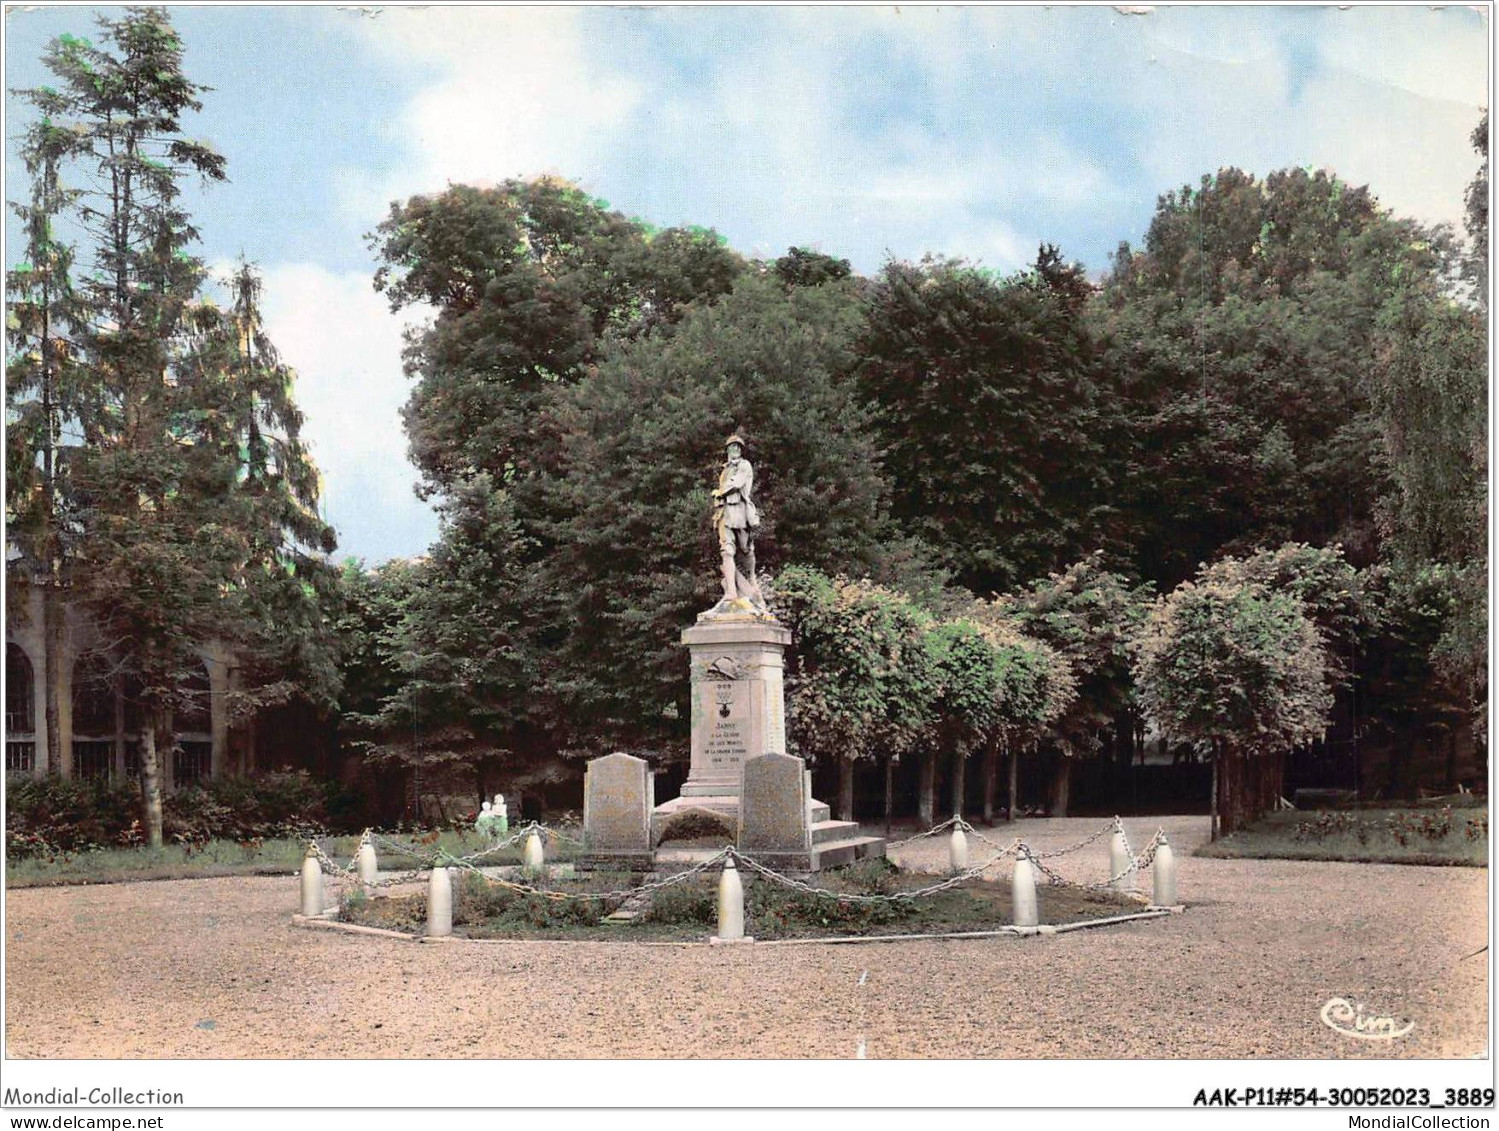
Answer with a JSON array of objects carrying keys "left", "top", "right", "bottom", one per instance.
[
  {"left": 344, "top": 7, "right": 641, "bottom": 214},
  {"left": 255, "top": 262, "right": 439, "bottom": 564},
  {"left": 1309, "top": 6, "right": 1488, "bottom": 107}
]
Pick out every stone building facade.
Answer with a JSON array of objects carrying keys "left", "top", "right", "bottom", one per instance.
[{"left": 5, "top": 586, "right": 246, "bottom": 786}]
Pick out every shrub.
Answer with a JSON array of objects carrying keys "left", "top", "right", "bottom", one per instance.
[
  {"left": 451, "top": 869, "right": 607, "bottom": 929},
  {"left": 655, "top": 810, "right": 735, "bottom": 845},
  {"left": 645, "top": 879, "right": 717, "bottom": 926},
  {"left": 5, "top": 777, "right": 139, "bottom": 857},
  {"left": 5, "top": 769, "right": 363, "bottom": 858},
  {"left": 453, "top": 870, "right": 516, "bottom": 923},
  {"left": 745, "top": 880, "right": 906, "bottom": 934}
]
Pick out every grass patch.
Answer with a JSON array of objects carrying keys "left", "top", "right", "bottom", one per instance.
[
  {"left": 340, "top": 856, "right": 1143, "bottom": 941},
  {"left": 1195, "top": 806, "right": 1488, "bottom": 866},
  {"left": 4, "top": 827, "right": 582, "bottom": 889}
]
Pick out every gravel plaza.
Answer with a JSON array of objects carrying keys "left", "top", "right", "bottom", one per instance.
[{"left": 5, "top": 815, "right": 1486, "bottom": 1061}]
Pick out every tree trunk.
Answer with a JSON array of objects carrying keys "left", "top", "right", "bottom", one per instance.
[
  {"left": 139, "top": 714, "right": 165, "bottom": 849},
  {"left": 950, "top": 746, "right": 966, "bottom": 819},
  {"left": 1385, "top": 724, "right": 1415, "bottom": 800},
  {"left": 38, "top": 223, "right": 64, "bottom": 780},
  {"left": 1115, "top": 712, "right": 1134, "bottom": 769},
  {"left": 42, "top": 587, "right": 64, "bottom": 777},
  {"left": 113, "top": 683, "right": 127, "bottom": 780},
  {"left": 838, "top": 756, "right": 855, "bottom": 822},
  {"left": 981, "top": 741, "right": 998, "bottom": 825},
  {"left": 1051, "top": 755, "right": 1071, "bottom": 818},
  {"left": 1446, "top": 730, "right": 1458, "bottom": 791},
  {"left": 1007, "top": 746, "right": 1020, "bottom": 822},
  {"left": 1209, "top": 744, "right": 1220, "bottom": 842},
  {"left": 883, "top": 754, "right": 894, "bottom": 836},
  {"left": 917, "top": 750, "right": 936, "bottom": 828}
]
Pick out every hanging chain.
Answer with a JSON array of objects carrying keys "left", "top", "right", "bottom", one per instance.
[{"left": 307, "top": 816, "right": 1169, "bottom": 909}]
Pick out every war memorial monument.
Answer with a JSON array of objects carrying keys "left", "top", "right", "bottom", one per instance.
[{"left": 583, "top": 436, "right": 885, "bottom": 871}]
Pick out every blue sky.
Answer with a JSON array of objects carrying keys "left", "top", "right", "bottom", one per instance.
[{"left": 4, "top": 4, "right": 1489, "bottom": 564}]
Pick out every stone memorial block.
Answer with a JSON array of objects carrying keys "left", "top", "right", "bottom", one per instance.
[
  {"left": 739, "top": 752, "right": 811, "bottom": 864},
  {"left": 583, "top": 753, "right": 654, "bottom": 860},
  {"left": 679, "top": 618, "right": 790, "bottom": 799}
]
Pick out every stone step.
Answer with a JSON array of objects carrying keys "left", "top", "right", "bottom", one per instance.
[
  {"left": 604, "top": 873, "right": 661, "bottom": 924},
  {"left": 810, "top": 835, "right": 887, "bottom": 870},
  {"left": 653, "top": 847, "right": 728, "bottom": 866},
  {"left": 808, "top": 801, "right": 831, "bottom": 824},
  {"left": 810, "top": 819, "right": 862, "bottom": 846}
]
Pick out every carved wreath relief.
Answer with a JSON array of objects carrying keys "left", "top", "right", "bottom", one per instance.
[{"left": 695, "top": 653, "right": 761, "bottom": 683}]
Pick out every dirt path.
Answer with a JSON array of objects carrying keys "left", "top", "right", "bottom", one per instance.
[{"left": 4, "top": 816, "right": 1487, "bottom": 1059}]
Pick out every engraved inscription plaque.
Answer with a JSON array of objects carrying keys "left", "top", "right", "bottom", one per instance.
[
  {"left": 701, "top": 679, "right": 750, "bottom": 775},
  {"left": 678, "top": 619, "right": 791, "bottom": 799}
]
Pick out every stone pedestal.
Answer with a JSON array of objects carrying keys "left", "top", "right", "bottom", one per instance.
[
  {"left": 650, "top": 612, "right": 789, "bottom": 842},
  {"left": 681, "top": 615, "right": 790, "bottom": 794},
  {"left": 649, "top": 609, "right": 887, "bottom": 871}
]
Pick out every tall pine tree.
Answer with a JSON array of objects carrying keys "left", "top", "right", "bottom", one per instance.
[{"left": 10, "top": 9, "right": 338, "bottom": 843}]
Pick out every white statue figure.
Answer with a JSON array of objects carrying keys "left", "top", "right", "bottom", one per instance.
[
  {"left": 712, "top": 433, "right": 765, "bottom": 610},
  {"left": 476, "top": 797, "right": 513, "bottom": 842}
]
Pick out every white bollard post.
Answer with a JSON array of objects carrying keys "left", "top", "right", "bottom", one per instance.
[
  {"left": 356, "top": 833, "right": 378, "bottom": 890},
  {"left": 949, "top": 826, "right": 968, "bottom": 873},
  {"left": 299, "top": 844, "right": 324, "bottom": 917},
  {"left": 427, "top": 864, "right": 453, "bottom": 938},
  {"left": 522, "top": 830, "right": 545, "bottom": 873},
  {"left": 1152, "top": 836, "right": 1177, "bottom": 908},
  {"left": 1011, "top": 853, "right": 1038, "bottom": 928},
  {"left": 1109, "top": 825, "right": 1132, "bottom": 893},
  {"left": 716, "top": 856, "right": 745, "bottom": 941}
]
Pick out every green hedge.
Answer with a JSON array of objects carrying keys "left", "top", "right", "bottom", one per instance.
[{"left": 5, "top": 770, "right": 361, "bottom": 858}]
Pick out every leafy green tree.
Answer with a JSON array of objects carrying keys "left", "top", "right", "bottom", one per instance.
[
  {"left": 1351, "top": 118, "right": 1489, "bottom": 750},
  {"left": 333, "top": 558, "right": 419, "bottom": 734},
  {"left": 998, "top": 553, "right": 1152, "bottom": 815},
  {"left": 369, "top": 179, "right": 745, "bottom": 495},
  {"left": 920, "top": 619, "right": 1006, "bottom": 823},
  {"left": 1094, "top": 167, "right": 1455, "bottom": 586},
  {"left": 774, "top": 246, "right": 853, "bottom": 289},
  {"left": 190, "top": 263, "right": 342, "bottom": 712},
  {"left": 1133, "top": 574, "right": 1332, "bottom": 837},
  {"left": 1368, "top": 288, "right": 1486, "bottom": 729},
  {"left": 1199, "top": 542, "right": 1366, "bottom": 678},
  {"left": 856, "top": 248, "right": 1116, "bottom": 596},
  {"left": 771, "top": 567, "right": 936, "bottom": 823},
  {"left": 12, "top": 8, "right": 227, "bottom": 837},
  {"left": 1463, "top": 110, "right": 1488, "bottom": 308},
  {"left": 10, "top": 10, "right": 337, "bottom": 845},
  {"left": 1373, "top": 298, "right": 1486, "bottom": 569},
  {"left": 967, "top": 611, "right": 1075, "bottom": 822},
  {"left": 352, "top": 484, "right": 560, "bottom": 805},
  {"left": 1358, "top": 563, "right": 1475, "bottom": 796}
]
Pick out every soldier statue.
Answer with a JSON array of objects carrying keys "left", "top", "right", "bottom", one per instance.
[{"left": 712, "top": 433, "right": 766, "bottom": 610}]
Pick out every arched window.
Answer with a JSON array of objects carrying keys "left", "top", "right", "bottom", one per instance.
[
  {"left": 71, "top": 653, "right": 117, "bottom": 781},
  {"left": 6, "top": 643, "right": 36, "bottom": 774},
  {"left": 173, "top": 660, "right": 212, "bottom": 786}
]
